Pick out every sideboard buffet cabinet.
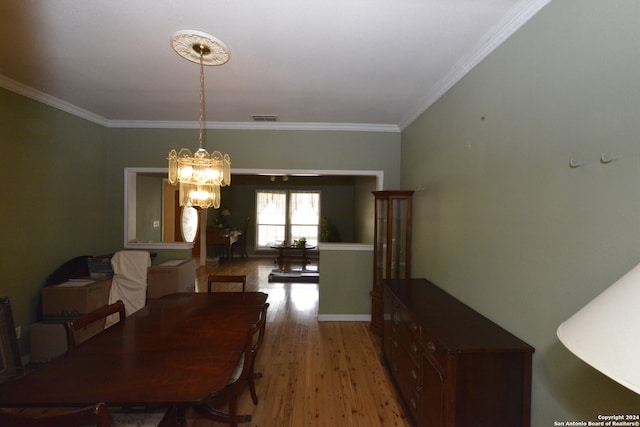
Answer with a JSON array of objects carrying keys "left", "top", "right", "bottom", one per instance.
[
  {"left": 370, "top": 190, "right": 413, "bottom": 335},
  {"left": 383, "top": 278, "right": 534, "bottom": 427}
]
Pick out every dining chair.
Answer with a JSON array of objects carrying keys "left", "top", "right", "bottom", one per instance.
[
  {"left": 247, "top": 302, "right": 270, "bottom": 405},
  {"left": 231, "top": 217, "right": 249, "bottom": 259},
  {"left": 64, "top": 303, "right": 178, "bottom": 427},
  {"left": 0, "top": 402, "right": 110, "bottom": 427},
  {"left": 194, "top": 302, "right": 270, "bottom": 427},
  {"left": 207, "top": 274, "right": 247, "bottom": 293},
  {"left": 0, "top": 298, "right": 110, "bottom": 427},
  {"left": 64, "top": 300, "right": 126, "bottom": 350},
  {"left": 107, "top": 250, "right": 151, "bottom": 324}
]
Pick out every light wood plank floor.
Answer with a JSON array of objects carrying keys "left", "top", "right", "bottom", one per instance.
[{"left": 184, "top": 257, "right": 410, "bottom": 427}]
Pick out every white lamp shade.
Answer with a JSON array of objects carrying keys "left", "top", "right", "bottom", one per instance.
[{"left": 557, "top": 262, "right": 640, "bottom": 394}]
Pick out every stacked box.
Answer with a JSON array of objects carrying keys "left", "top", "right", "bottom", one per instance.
[
  {"left": 41, "top": 279, "right": 111, "bottom": 322},
  {"left": 147, "top": 259, "right": 196, "bottom": 299},
  {"left": 30, "top": 319, "right": 106, "bottom": 363},
  {"left": 29, "top": 322, "right": 67, "bottom": 363}
]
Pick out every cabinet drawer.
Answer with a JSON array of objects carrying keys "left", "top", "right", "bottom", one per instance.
[
  {"left": 420, "top": 331, "right": 447, "bottom": 372},
  {"left": 396, "top": 326, "right": 421, "bottom": 365},
  {"left": 394, "top": 304, "right": 421, "bottom": 340}
]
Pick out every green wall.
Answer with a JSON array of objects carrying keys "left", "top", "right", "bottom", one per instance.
[
  {"left": 0, "top": 88, "right": 111, "bottom": 352},
  {"left": 104, "top": 128, "right": 400, "bottom": 253},
  {"left": 136, "top": 174, "right": 163, "bottom": 243},
  {"left": 402, "top": 0, "right": 640, "bottom": 424},
  {"left": 318, "top": 246, "right": 372, "bottom": 317}
]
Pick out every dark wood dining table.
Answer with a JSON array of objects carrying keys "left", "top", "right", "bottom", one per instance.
[{"left": 0, "top": 292, "right": 268, "bottom": 411}]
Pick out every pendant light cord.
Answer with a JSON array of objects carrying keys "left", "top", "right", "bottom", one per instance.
[{"left": 198, "top": 47, "right": 206, "bottom": 150}]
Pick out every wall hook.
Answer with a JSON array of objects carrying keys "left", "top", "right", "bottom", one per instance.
[
  {"left": 600, "top": 154, "right": 617, "bottom": 164},
  {"left": 569, "top": 159, "right": 584, "bottom": 168}
]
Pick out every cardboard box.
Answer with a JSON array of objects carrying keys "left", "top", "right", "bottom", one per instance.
[
  {"left": 147, "top": 259, "right": 196, "bottom": 299},
  {"left": 29, "top": 322, "right": 67, "bottom": 363},
  {"left": 41, "top": 279, "right": 110, "bottom": 322},
  {"left": 30, "top": 319, "right": 106, "bottom": 363}
]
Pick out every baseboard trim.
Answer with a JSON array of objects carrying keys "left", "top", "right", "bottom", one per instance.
[{"left": 317, "top": 314, "right": 371, "bottom": 322}]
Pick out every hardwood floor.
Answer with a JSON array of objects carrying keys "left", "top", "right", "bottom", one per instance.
[{"left": 185, "top": 257, "right": 410, "bottom": 426}]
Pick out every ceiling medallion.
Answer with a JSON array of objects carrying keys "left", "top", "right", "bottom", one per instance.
[{"left": 170, "top": 30, "right": 230, "bottom": 66}]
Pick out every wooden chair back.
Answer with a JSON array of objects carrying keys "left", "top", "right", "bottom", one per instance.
[
  {"left": 237, "top": 302, "right": 269, "bottom": 383},
  {"left": 193, "top": 302, "right": 269, "bottom": 426},
  {"left": 251, "top": 302, "right": 269, "bottom": 362},
  {"left": 64, "top": 300, "right": 126, "bottom": 350},
  {"left": 0, "top": 403, "right": 110, "bottom": 427},
  {"left": 232, "top": 217, "right": 250, "bottom": 259},
  {"left": 207, "top": 275, "right": 247, "bottom": 293},
  {"left": 247, "top": 302, "right": 269, "bottom": 405},
  {"left": 0, "top": 298, "right": 25, "bottom": 383}
]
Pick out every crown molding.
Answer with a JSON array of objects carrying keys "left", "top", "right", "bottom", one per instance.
[
  {"left": 398, "top": 0, "right": 552, "bottom": 130},
  {"left": 0, "top": 74, "right": 398, "bottom": 133},
  {"left": 0, "top": 74, "right": 109, "bottom": 126},
  {"left": 106, "top": 119, "right": 399, "bottom": 133}
]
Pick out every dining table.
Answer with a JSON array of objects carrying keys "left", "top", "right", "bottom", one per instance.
[
  {"left": 271, "top": 244, "right": 316, "bottom": 265},
  {"left": 0, "top": 292, "right": 268, "bottom": 416}
]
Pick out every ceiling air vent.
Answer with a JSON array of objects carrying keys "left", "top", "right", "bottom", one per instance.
[{"left": 251, "top": 115, "right": 279, "bottom": 122}]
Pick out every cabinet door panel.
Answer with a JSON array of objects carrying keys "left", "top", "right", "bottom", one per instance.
[
  {"left": 390, "top": 197, "right": 409, "bottom": 278},
  {"left": 382, "top": 290, "right": 394, "bottom": 360},
  {"left": 421, "top": 351, "right": 445, "bottom": 427}
]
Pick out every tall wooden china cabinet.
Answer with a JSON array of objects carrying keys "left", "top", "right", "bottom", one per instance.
[{"left": 370, "top": 190, "right": 413, "bottom": 335}]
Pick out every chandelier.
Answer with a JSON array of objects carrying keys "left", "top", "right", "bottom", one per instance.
[{"left": 168, "top": 30, "right": 231, "bottom": 210}]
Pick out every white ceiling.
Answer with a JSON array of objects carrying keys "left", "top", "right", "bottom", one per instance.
[{"left": 0, "top": 0, "right": 550, "bottom": 132}]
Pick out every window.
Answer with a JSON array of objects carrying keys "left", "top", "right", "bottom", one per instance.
[{"left": 256, "top": 190, "right": 320, "bottom": 249}]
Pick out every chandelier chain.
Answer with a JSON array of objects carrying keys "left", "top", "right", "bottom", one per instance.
[{"left": 198, "top": 47, "right": 206, "bottom": 149}]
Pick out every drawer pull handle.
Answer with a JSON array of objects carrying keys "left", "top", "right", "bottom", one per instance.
[
  {"left": 410, "top": 343, "right": 418, "bottom": 354},
  {"left": 410, "top": 323, "right": 418, "bottom": 333},
  {"left": 410, "top": 399, "right": 417, "bottom": 409},
  {"left": 392, "top": 340, "right": 399, "bottom": 349},
  {"left": 410, "top": 369, "right": 417, "bottom": 380},
  {"left": 416, "top": 386, "right": 423, "bottom": 393},
  {"left": 427, "top": 341, "right": 436, "bottom": 352}
]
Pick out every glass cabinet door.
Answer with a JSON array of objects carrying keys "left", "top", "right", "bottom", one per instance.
[
  {"left": 390, "top": 197, "right": 408, "bottom": 279},
  {"left": 375, "top": 198, "right": 388, "bottom": 282},
  {"left": 371, "top": 190, "right": 413, "bottom": 335}
]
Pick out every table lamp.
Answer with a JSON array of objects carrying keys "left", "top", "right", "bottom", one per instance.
[{"left": 557, "top": 262, "right": 640, "bottom": 394}]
